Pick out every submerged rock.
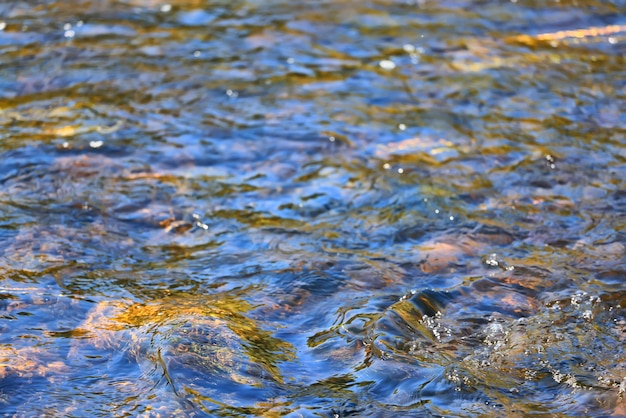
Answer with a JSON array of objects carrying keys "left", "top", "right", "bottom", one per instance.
[{"left": 68, "top": 292, "right": 294, "bottom": 413}]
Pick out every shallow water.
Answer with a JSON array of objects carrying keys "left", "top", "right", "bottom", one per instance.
[{"left": 0, "top": 0, "right": 625, "bottom": 416}]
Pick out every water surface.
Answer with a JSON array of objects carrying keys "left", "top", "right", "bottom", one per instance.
[{"left": 0, "top": 0, "right": 625, "bottom": 416}]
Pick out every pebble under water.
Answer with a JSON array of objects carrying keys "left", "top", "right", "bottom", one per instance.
[{"left": 0, "top": 0, "right": 625, "bottom": 416}]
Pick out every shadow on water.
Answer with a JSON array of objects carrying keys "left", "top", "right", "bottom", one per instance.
[{"left": 1, "top": 0, "right": 625, "bottom": 416}]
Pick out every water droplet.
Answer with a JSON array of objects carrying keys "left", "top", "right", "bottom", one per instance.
[
  {"left": 435, "top": 209, "right": 439, "bottom": 214},
  {"left": 379, "top": 59, "right": 396, "bottom": 70},
  {"left": 571, "top": 292, "right": 586, "bottom": 306},
  {"left": 193, "top": 50, "right": 201, "bottom": 57},
  {"left": 286, "top": 57, "right": 295, "bottom": 64},
  {"left": 397, "top": 168, "right": 404, "bottom": 174},
  {"left": 64, "top": 30, "right": 75, "bottom": 38},
  {"left": 160, "top": 4, "right": 172, "bottom": 13},
  {"left": 0, "top": 22, "right": 6, "bottom": 31},
  {"left": 63, "top": 23, "right": 72, "bottom": 30},
  {"left": 328, "top": 136, "right": 335, "bottom": 142},
  {"left": 398, "top": 123, "right": 406, "bottom": 131},
  {"left": 485, "top": 253, "right": 499, "bottom": 267},
  {"left": 89, "top": 140, "right": 103, "bottom": 148},
  {"left": 608, "top": 37, "right": 617, "bottom": 45},
  {"left": 383, "top": 163, "right": 391, "bottom": 170}
]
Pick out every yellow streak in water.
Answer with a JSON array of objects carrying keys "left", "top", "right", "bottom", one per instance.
[
  {"left": 510, "top": 24, "right": 626, "bottom": 45},
  {"left": 535, "top": 24, "right": 626, "bottom": 41}
]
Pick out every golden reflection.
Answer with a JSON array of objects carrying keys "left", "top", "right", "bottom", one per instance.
[
  {"left": 71, "top": 289, "right": 295, "bottom": 384},
  {"left": 510, "top": 24, "right": 626, "bottom": 45},
  {"left": 0, "top": 344, "right": 69, "bottom": 380},
  {"left": 536, "top": 24, "right": 626, "bottom": 41}
]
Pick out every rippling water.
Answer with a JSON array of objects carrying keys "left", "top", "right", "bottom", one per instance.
[{"left": 1, "top": 0, "right": 625, "bottom": 416}]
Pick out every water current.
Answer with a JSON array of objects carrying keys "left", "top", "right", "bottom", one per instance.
[{"left": 0, "top": 0, "right": 625, "bottom": 416}]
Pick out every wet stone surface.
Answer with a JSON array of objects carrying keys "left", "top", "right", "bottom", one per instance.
[{"left": 0, "top": 0, "right": 625, "bottom": 416}]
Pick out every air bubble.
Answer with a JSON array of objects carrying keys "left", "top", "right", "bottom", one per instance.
[
  {"left": 379, "top": 59, "right": 396, "bottom": 70},
  {"left": 485, "top": 253, "right": 499, "bottom": 267}
]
